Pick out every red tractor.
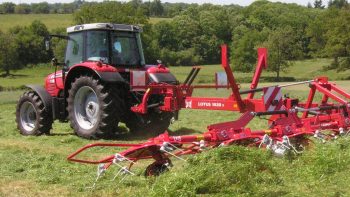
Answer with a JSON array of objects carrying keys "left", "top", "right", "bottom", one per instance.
[{"left": 16, "top": 23, "right": 178, "bottom": 139}]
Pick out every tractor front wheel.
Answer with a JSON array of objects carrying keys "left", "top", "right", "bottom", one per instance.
[
  {"left": 16, "top": 91, "right": 53, "bottom": 135},
  {"left": 67, "top": 76, "right": 121, "bottom": 139}
]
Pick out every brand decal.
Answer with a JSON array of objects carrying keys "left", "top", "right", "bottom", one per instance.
[
  {"left": 173, "top": 136, "right": 181, "bottom": 142},
  {"left": 185, "top": 100, "right": 192, "bottom": 108},
  {"left": 197, "top": 102, "right": 225, "bottom": 107}
]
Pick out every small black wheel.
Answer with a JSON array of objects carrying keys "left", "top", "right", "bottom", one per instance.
[
  {"left": 67, "top": 76, "right": 122, "bottom": 139},
  {"left": 16, "top": 91, "right": 53, "bottom": 135},
  {"left": 145, "top": 161, "right": 170, "bottom": 176}
]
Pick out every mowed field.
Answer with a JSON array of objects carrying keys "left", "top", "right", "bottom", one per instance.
[
  {"left": 2, "top": 13, "right": 350, "bottom": 197},
  {"left": 2, "top": 62, "right": 350, "bottom": 196},
  {"left": 0, "top": 14, "right": 170, "bottom": 31}
]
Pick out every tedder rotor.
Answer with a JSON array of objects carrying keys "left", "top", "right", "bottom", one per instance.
[{"left": 67, "top": 44, "right": 350, "bottom": 185}]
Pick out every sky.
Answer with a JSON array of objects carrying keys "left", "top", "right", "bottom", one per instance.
[{"left": 0, "top": 0, "right": 312, "bottom": 6}]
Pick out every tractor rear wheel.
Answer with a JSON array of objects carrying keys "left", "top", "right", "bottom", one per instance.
[
  {"left": 67, "top": 76, "right": 121, "bottom": 139},
  {"left": 16, "top": 91, "right": 53, "bottom": 135}
]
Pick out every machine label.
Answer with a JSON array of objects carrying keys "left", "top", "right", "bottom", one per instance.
[
  {"left": 219, "top": 130, "right": 229, "bottom": 139},
  {"left": 197, "top": 102, "right": 225, "bottom": 107}
]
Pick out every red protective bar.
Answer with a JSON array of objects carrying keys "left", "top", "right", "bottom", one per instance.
[
  {"left": 302, "top": 85, "right": 316, "bottom": 118},
  {"left": 329, "top": 83, "right": 350, "bottom": 99},
  {"left": 248, "top": 48, "right": 267, "bottom": 99},
  {"left": 314, "top": 82, "right": 348, "bottom": 104},
  {"left": 221, "top": 44, "right": 244, "bottom": 111}
]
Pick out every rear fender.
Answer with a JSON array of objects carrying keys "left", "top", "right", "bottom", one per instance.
[{"left": 25, "top": 85, "right": 52, "bottom": 113}]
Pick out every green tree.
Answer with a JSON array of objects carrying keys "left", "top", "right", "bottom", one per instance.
[
  {"left": 141, "top": 24, "right": 160, "bottom": 64},
  {"left": 323, "top": 8, "right": 350, "bottom": 71},
  {"left": 231, "top": 28, "right": 267, "bottom": 72},
  {"left": 150, "top": 0, "right": 164, "bottom": 16},
  {"left": 154, "top": 21, "right": 178, "bottom": 50},
  {"left": 314, "top": 0, "right": 325, "bottom": 8},
  {"left": 59, "top": 3, "right": 75, "bottom": 14},
  {"left": 14, "top": 4, "right": 31, "bottom": 14},
  {"left": 328, "top": 0, "right": 349, "bottom": 8},
  {"left": 0, "top": 32, "right": 21, "bottom": 76},
  {"left": 172, "top": 14, "right": 200, "bottom": 50},
  {"left": 129, "top": 0, "right": 143, "bottom": 9},
  {"left": 9, "top": 21, "right": 51, "bottom": 67},
  {"left": 73, "top": 2, "right": 148, "bottom": 25},
  {"left": 163, "top": 3, "right": 187, "bottom": 17},
  {"left": 306, "top": 10, "right": 329, "bottom": 57},
  {"left": 263, "top": 27, "right": 302, "bottom": 80},
  {"left": 0, "top": 2, "right": 15, "bottom": 13},
  {"left": 32, "top": 2, "right": 50, "bottom": 14}
]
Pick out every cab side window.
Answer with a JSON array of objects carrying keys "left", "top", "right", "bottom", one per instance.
[{"left": 65, "top": 32, "right": 83, "bottom": 67}]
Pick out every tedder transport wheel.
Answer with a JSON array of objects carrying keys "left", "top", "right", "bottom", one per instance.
[
  {"left": 16, "top": 91, "right": 53, "bottom": 135},
  {"left": 67, "top": 76, "right": 122, "bottom": 139},
  {"left": 144, "top": 161, "right": 171, "bottom": 176},
  {"left": 126, "top": 111, "right": 174, "bottom": 136}
]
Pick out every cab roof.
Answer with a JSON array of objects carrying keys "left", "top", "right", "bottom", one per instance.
[{"left": 66, "top": 23, "right": 142, "bottom": 33}]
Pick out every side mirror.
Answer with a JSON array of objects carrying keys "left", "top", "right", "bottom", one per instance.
[
  {"left": 45, "top": 39, "right": 50, "bottom": 51},
  {"left": 51, "top": 58, "right": 57, "bottom": 67}
]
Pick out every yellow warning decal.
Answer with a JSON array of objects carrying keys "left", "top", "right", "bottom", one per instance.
[
  {"left": 233, "top": 104, "right": 238, "bottom": 109},
  {"left": 196, "top": 135, "right": 204, "bottom": 141},
  {"left": 264, "top": 130, "right": 272, "bottom": 135}
]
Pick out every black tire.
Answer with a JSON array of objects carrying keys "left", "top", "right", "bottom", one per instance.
[
  {"left": 125, "top": 111, "right": 173, "bottom": 136},
  {"left": 144, "top": 160, "right": 171, "bottom": 176},
  {"left": 67, "top": 76, "right": 122, "bottom": 139},
  {"left": 16, "top": 91, "right": 53, "bottom": 135}
]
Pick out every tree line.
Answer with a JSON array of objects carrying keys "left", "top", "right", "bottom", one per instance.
[
  {"left": 0, "top": 1, "right": 83, "bottom": 14},
  {"left": 0, "top": 0, "right": 349, "bottom": 80},
  {"left": 0, "top": 0, "right": 187, "bottom": 17}
]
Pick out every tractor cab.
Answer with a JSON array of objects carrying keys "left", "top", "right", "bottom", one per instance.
[{"left": 65, "top": 23, "right": 145, "bottom": 67}]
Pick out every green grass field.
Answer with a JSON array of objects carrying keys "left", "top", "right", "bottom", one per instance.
[
  {"left": 1, "top": 62, "right": 350, "bottom": 196},
  {"left": 0, "top": 14, "right": 170, "bottom": 32},
  {"left": 0, "top": 14, "right": 73, "bottom": 31},
  {"left": 2, "top": 12, "right": 350, "bottom": 197}
]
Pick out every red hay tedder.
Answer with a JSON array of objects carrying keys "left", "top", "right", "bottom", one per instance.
[{"left": 67, "top": 43, "right": 350, "bottom": 182}]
